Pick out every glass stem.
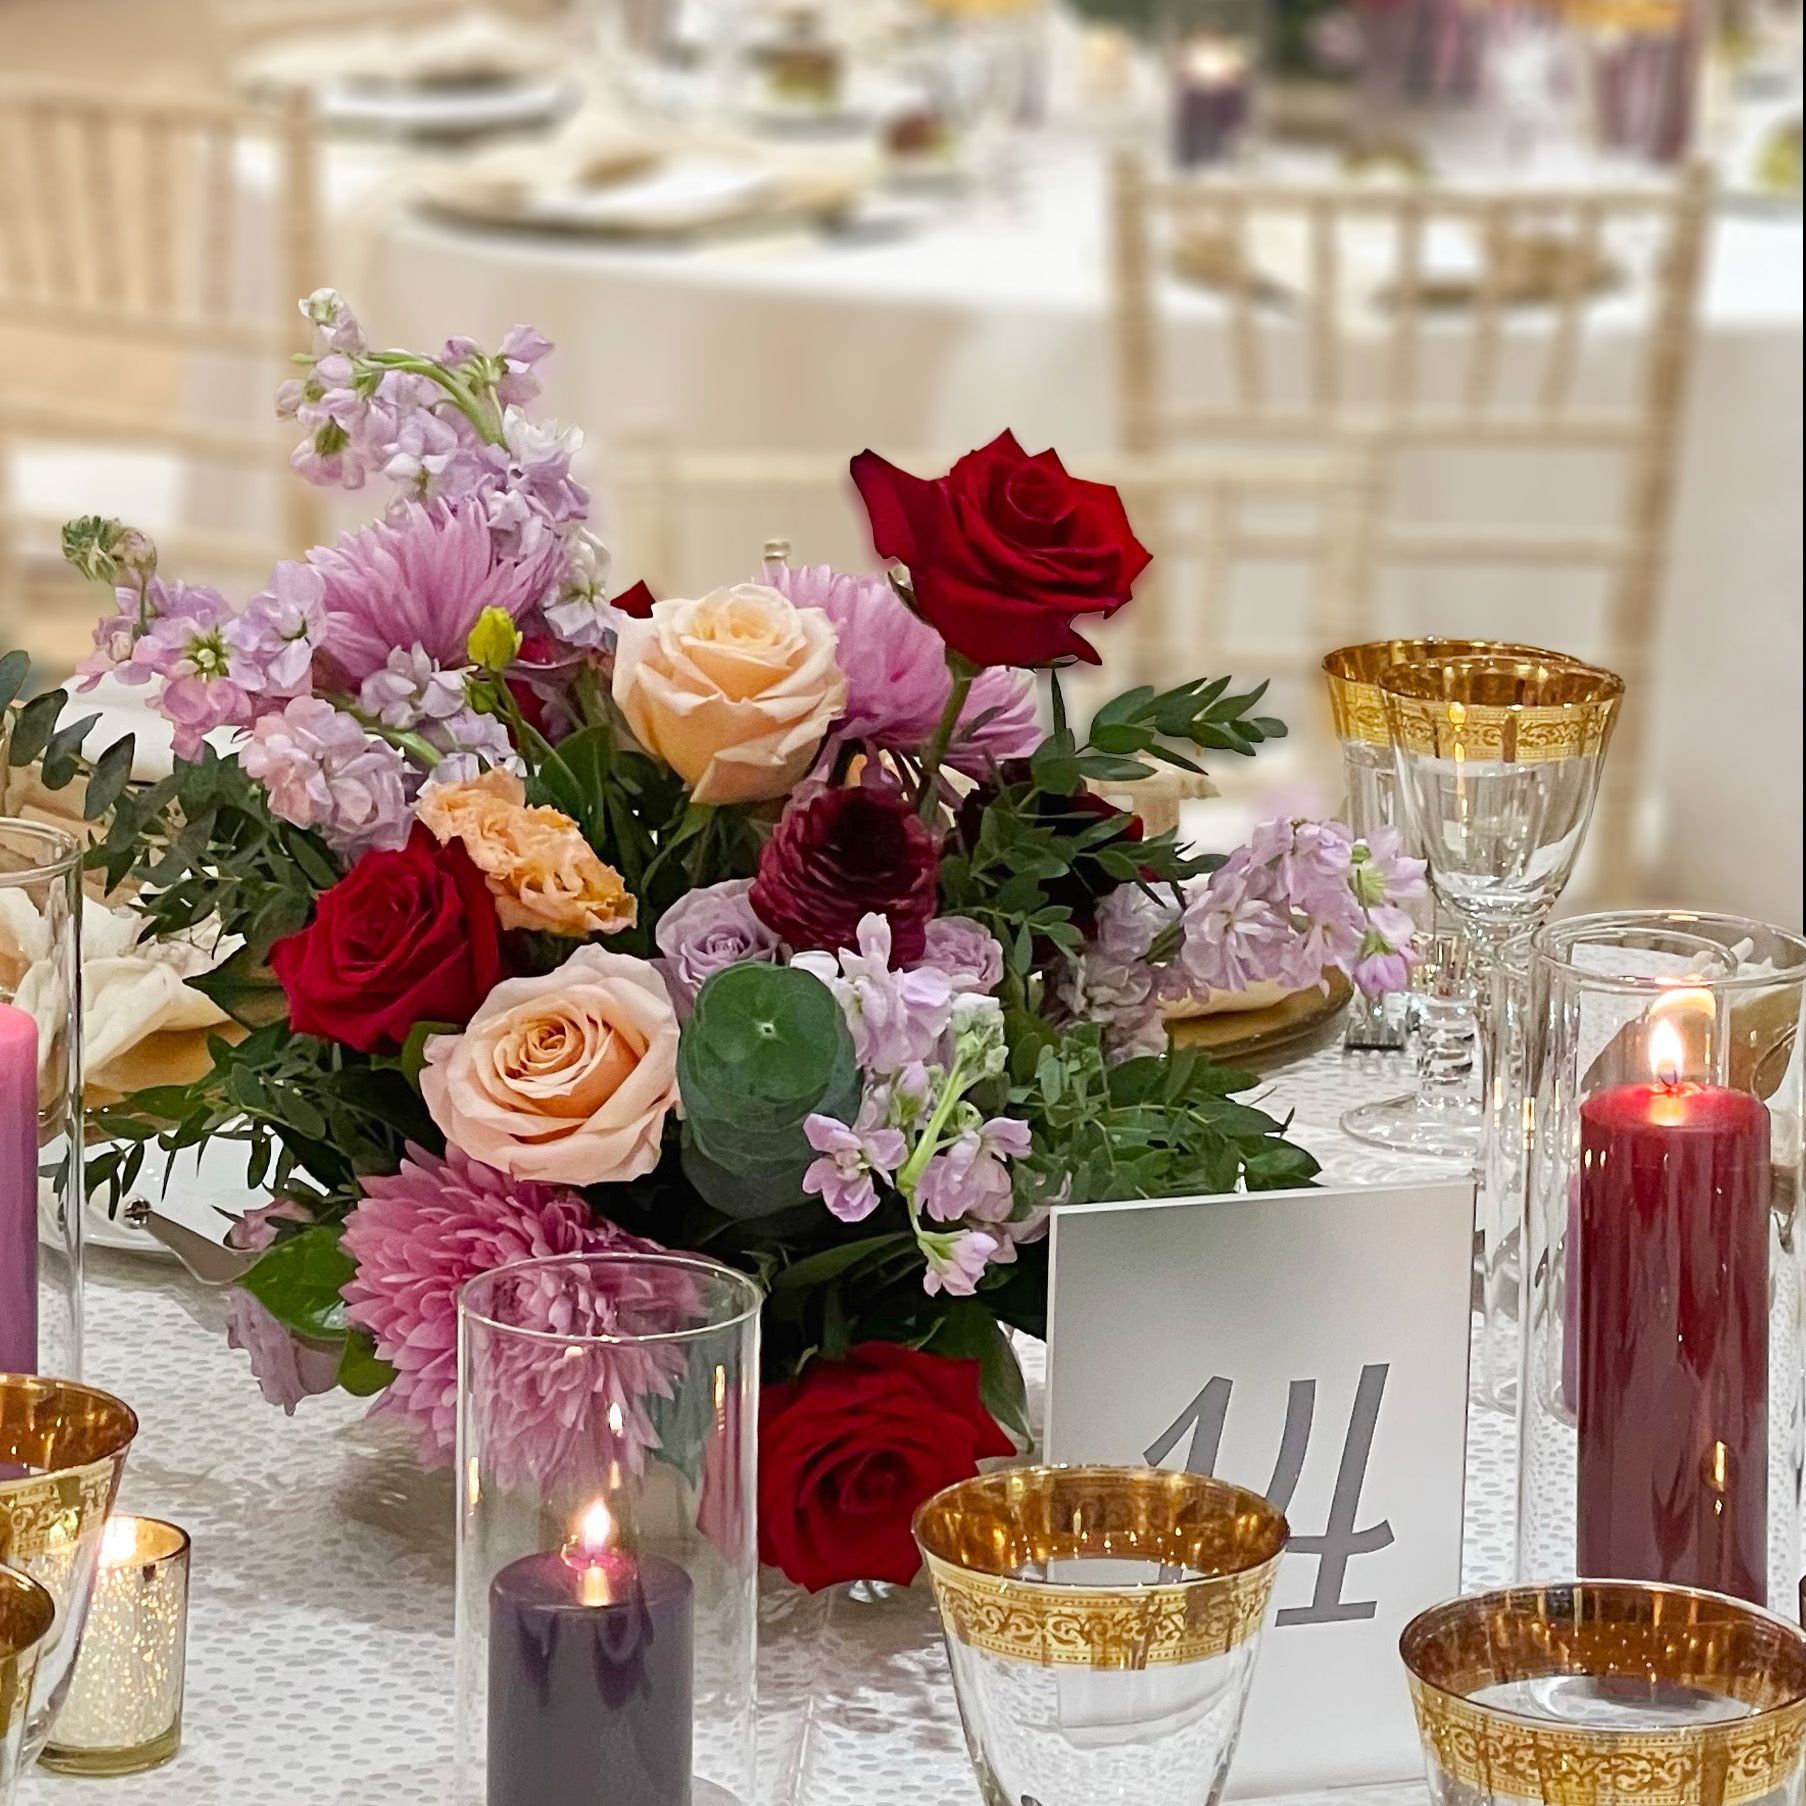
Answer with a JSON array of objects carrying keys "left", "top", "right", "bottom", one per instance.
[{"left": 1416, "top": 989, "right": 1478, "bottom": 1114}]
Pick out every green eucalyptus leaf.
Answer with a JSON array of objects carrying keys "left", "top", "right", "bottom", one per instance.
[
  {"left": 7, "top": 689, "right": 65, "bottom": 767},
  {"left": 337, "top": 1329, "right": 396, "bottom": 1398},
  {"left": 0, "top": 650, "right": 28, "bottom": 716}
]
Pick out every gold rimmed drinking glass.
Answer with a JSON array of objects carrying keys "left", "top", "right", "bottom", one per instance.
[
  {"left": 1400, "top": 1580, "right": 1806, "bottom": 1802},
  {"left": 914, "top": 1464, "right": 1289, "bottom": 1805},
  {"left": 1, "top": 1568, "right": 55, "bottom": 1805},
  {"left": 1324, "top": 640, "right": 1576, "bottom": 1160},
  {"left": 1372, "top": 655, "right": 1624, "bottom": 1161},
  {"left": 0, "top": 1375, "right": 137, "bottom": 1765}
]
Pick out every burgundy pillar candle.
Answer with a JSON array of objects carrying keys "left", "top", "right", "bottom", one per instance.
[
  {"left": 1172, "top": 38, "right": 1252, "bottom": 168},
  {"left": 1576, "top": 1015, "right": 1770, "bottom": 1603},
  {"left": 1, "top": 1000, "right": 37, "bottom": 1375},
  {"left": 487, "top": 1503, "right": 694, "bottom": 1806}
]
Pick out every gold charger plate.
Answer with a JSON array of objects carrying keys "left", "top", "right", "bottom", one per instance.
[{"left": 1169, "top": 971, "right": 1354, "bottom": 1066}]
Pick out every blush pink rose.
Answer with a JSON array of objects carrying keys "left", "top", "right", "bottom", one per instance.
[{"left": 419, "top": 945, "right": 681, "bottom": 1185}]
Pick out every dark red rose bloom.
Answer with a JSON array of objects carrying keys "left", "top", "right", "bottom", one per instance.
[
  {"left": 850, "top": 431, "right": 1152, "bottom": 669},
  {"left": 759, "top": 1343, "right": 1014, "bottom": 1590},
  {"left": 270, "top": 827, "right": 504, "bottom": 1054},
  {"left": 750, "top": 786, "right": 939, "bottom": 964},
  {"left": 611, "top": 579, "right": 657, "bottom": 618},
  {"left": 507, "top": 632, "right": 561, "bottom": 737}
]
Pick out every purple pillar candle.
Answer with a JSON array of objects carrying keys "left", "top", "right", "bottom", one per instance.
[
  {"left": 1, "top": 1000, "right": 38, "bottom": 1376},
  {"left": 488, "top": 1504, "right": 694, "bottom": 1806},
  {"left": 1172, "top": 38, "right": 1253, "bottom": 168}
]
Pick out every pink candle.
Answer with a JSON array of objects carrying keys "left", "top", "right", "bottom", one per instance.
[{"left": 1, "top": 999, "right": 38, "bottom": 1375}]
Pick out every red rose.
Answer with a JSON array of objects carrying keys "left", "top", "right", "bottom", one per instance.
[
  {"left": 758, "top": 1343, "right": 1014, "bottom": 1590},
  {"left": 611, "top": 579, "right": 657, "bottom": 618},
  {"left": 850, "top": 431, "right": 1152, "bottom": 668},
  {"left": 749, "top": 785, "right": 939, "bottom": 964},
  {"left": 270, "top": 827, "right": 504, "bottom": 1053}
]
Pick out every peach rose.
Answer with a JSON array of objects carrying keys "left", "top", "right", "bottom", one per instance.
[
  {"left": 612, "top": 585, "right": 847, "bottom": 805},
  {"left": 417, "top": 768, "right": 635, "bottom": 938},
  {"left": 420, "top": 944, "right": 680, "bottom": 1184}
]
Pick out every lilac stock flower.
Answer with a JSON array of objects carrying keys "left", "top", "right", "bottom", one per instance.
[
  {"left": 1092, "top": 883, "right": 1178, "bottom": 966},
  {"left": 654, "top": 879, "right": 784, "bottom": 1017},
  {"left": 1054, "top": 951, "right": 1167, "bottom": 1061},
  {"left": 1179, "top": 859, "right": 1303, "bottom": 995},
  {"left": 238, "top": 696, "right": 409, "bottom": 856},
  {"left": 760, "top": 560, "right": 1040, "bottom": 776},
  {"left": 541, "top": 529, "right": 618, "bottom": 651},
  {"left": 921, "top": 1227, "right": 1004, "bottom": 1298},
  {"left": 497, "top": 409, "right": 588, "bottom": 528},
  {"left": 78, "top": 576, "right": 224, "bottom": 690},
  {"left": 915, "top": 1117, "right": 1031, "bottom": 1225},
  {"left": 357, "top": 645, "right": 469, "bottom": 730},
  {"left": 918, "top": 916, "right": 1005, "bottom": 994},
  {"left": 130, "top": 589, "right": 259, "bottom": 758},
  {"left": 234, "top": 561, "right": 330, "bottom": 698},
  {"left": 225, "top": 1195, "right": 317, "bottom": 1254},
  {"left": 793, "top": 913, "right": 956, "bottom": 1076},
  {"left": 801, "top": 1112, "right": 908, "bottom": 1224},
  {"left": 305, "top": 499, "right": 566, "bottom": 687},
  {"left": 301, "top": 287, "right": 366, "bottom": 356}
]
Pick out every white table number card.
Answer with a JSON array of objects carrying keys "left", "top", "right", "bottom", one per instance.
[{"left": 1044, "top": 1180, "right": 1475, "bottom": 1794}]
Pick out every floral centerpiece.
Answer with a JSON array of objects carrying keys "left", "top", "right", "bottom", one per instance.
[{"left": 38, "top": 293, "right": 1422, "bottom": 1590}]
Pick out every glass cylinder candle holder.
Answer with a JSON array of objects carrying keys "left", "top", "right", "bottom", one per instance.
[
  {"left": 1517, "top": 912, "right": 1806, "bottom": 1613},
  {"left": 455, "top": 1252, "right": 762, "bottom": 1806},
  {"left": 0, "top": 1375, "right": 136, "bottom": 1764},
  {"left": 1402, "top": 1580, "right": 1806, "bottom": 1801},
  {"left": 1, "top": 1568, "right": 55, "bottom": 1806},
  {"left": 39, "top": 1515, "right": 191, "bottom": 1776},
  {"left": 914, "top": 1465, "right": 1289, "bottom": 1805},
  {"left": 1, "top": 819, "right": 84, "bottom": 1381}
]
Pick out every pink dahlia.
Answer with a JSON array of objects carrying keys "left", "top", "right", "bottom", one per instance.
[
  {"left": 760, "top": 560, "right": 1040, "bottom": 777},
  {"left": 304, "top": 498, "right": 566, "bottom": 688},
  {"left": 340, "top": 1144, "right": 672, "bottom": 1475}
]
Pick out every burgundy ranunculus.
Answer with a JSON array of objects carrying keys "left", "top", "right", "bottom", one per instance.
[
  {"left": 749, "top": 786, "right": 939, "bottom": 964},
  {"left": 850, "top": 431, "right": 1152, "bottom": 669}
]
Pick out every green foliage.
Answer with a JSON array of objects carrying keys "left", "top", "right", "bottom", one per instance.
[
  {"left": 1014, "top": 1026, "right": 1321, "bottom": 1207},
  {"left": 925, "top": 1301, "right": 1033, "bottom": 1446},
  {"left": 0, "top": 651, "right": 135, "bottom": 804},
  {"left": 677, "top": 963, "right": 861, "bottom": 1219},
  {"left": 240, "top": 1225, "right": 357, "bottom": 1339}
]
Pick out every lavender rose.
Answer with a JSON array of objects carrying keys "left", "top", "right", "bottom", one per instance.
[{"left": 654, "top": 879, "right": 784, "bottom": 1016}]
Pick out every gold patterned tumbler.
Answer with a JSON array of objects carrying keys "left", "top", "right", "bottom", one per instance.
[
  {"left": 914, "top": 1465, "right": 1289, "bottom": 1805},
  {"left": 1, "top": 1568, "right": 54, "bottom": 1805},
  {"left": 1401, "top": 1580, "right": 1806, "bottom": 1805}
]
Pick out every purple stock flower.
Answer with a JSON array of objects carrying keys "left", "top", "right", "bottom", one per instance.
[
  {"left": 654, "top": 879, "right": 784, "bottom": 1017},
  {"left": 1093, "top": 883, "right": 1178, "bottom": 966},
  {"left": 760, "top": 560, "right": 1041, "bottom": 776},
  {"left": 357, "top": 646, "right": 469, "bottom": 729},
  {"left": 918, "top": 917, "right": 1005, "bottom": 993},
  {"left": 915, "top": 1117, "right": 1030, "bottom": 1225},
  {"left": 238, "top": 696, "right": 409, "bottom": 856},
  {"left": 234, "top": 561, "right": 330, "bottom": 698},
  {"left": 1054, "top": 951, "right": 1167, "bottom": 1061},
  {"left": 921, "top": 1228, "right": 1004, "bottom": 1298},
  {"left": 128, "top": 587, "right": 259, "bottom": 758},
  {"left": 1179, "top": 860, "right": 1301, "bottom": 995},
  {"left": 802, "top": 1112, "right": 908, "bottom": 1224},
  {"left": 78, "top": 576, "right": 221, "bottom": 690},
  {"left": 305, "top": 499, "right": 566, "bottom": 687},
  {"left": 793, "top": 914, "right": 956, "bottom": 1076}
]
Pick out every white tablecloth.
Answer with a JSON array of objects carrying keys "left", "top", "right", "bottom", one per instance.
[
  {"left": 20, "top": 1042, "right": 1524, "bottom": 1806},
  {"left": 189, "top": 136, "right": 1804, "bottom": 925}
]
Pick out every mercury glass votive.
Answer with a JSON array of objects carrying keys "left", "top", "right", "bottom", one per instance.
[
  {"left": 914, "top": 1465, "right": 1289, "bottom": 1805},
  {"left": 1, "top": 1569, "right": 55, "bottom": 1805},
  {"left": 39, "top": 1515, "right": 190, "bottom": 1776},
  {"left": 0, "top": 1375, "right": 136, "bottom": 1764},
  {"left": 1401, "top": 1580, "right": 1806, "bottom": 1804}
]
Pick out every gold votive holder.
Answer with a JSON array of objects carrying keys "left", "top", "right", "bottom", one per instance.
[
  {"left": 1, "top": 1569, "right": 55, "bottom": 1805},
  {"left": 1401, "top": 1580, "right": 1806, "bottom": 1804},
  {"left": 914, "top": 1464, "right": 1289, "bottom": 1805},
  {"left": 0, "top": 1374, "right": 137, "bottom": 1765},
  {"left": 39, "top": 1515, "right": 191, "bottom": 1777}
]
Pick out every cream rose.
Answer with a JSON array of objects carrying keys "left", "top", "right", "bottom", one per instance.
[
  {"left": 612, "top": 585, "right": 846, "bottom": 805},
  {"left": 419, "top": 944, "right": 679, "bottom": 1185}
]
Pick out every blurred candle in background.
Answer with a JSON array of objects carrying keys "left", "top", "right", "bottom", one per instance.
[
  {"left": 0, "top": 999, "right": 37, "bottom": 1375},
  {"left": 1172, "top": 34, "right": 1254, "bottom": 166}
]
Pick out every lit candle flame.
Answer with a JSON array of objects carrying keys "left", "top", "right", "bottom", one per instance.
[
  {"left": 1647, "top": 1016, "right": 1687, "bottom": 1090},
  {"left": 574, "top": 1499, "right": 614, "bottom": 1563},
  {"left": 563, "top": 1499, "right": 619, "bottom": 1606}
]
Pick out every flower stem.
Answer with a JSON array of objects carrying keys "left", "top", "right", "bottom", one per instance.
[
  {"left": 359, "top": 352, "right": 504, "bottom": 446},
  {"left": 915, "top": 653, "right": 978, "bottom": 823},
  {"left": 895, "top": 1053, "right": 972, "bottom": 1197}
]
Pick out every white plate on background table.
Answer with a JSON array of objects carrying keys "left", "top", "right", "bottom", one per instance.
[
  {"left": 86, "top": 1140, "right": 259, "bottom": 1263},
  {"left": 317, "top": 75, "right": 580, "bottom": 140}
]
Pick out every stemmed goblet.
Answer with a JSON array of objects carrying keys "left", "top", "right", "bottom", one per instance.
[
  {"left": 1374, "top": 653, "right": 1624, "bottom": 1163},
  {"left": 1324, "top": 638, "right": 1580, "bottom": 1158}
]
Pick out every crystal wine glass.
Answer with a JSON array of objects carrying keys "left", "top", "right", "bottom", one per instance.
[
  {"left": 1325, "top": 638, "right": 1581, "bottom": 1156},
  {"left": 1373, "top": 653, "right": 1624, "bottom": 1162}
]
